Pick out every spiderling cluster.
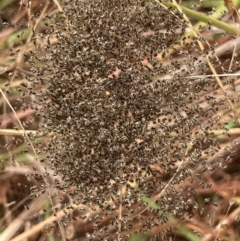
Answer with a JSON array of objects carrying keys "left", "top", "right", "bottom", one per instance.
[{"left": 25, "top": 0, "right": 239, "bottom": 239}]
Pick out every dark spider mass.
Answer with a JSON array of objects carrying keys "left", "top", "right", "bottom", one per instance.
[{"left": 25, "top": 0, "right": 238, "bottom": 239}]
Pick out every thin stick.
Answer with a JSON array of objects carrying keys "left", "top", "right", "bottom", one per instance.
[
  {"left": 0, "top": 89, "right": 66, "bottom": 241},
  {"left": 0, "top": 196, "right": 45, "bottom": 241},
  {"left": 214, "top": 190, "right": 236, "bottom": 241},
  {"left": 202, "top": 202, "right": 240, "bottom": 241},
  {"left": 226, "top": 0, "right": 240, "bottom": 71},
  {"left": 118, "top": 185, "right": 124, "bottom": 241},
  {"left": 0, "top": 129, "right": 38, "bottom": 136},
  {"left": 129, "top": 158, "right": 184, "bottom": 219},
  {"left": 156, "top": 0, "right": 236, "bottom": 116},
  {"left": 53, "top": 0, "right": 63, "bottom": 12}
]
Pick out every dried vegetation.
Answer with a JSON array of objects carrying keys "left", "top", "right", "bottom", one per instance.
[{"left": 1, "top": 0, "right": 240, "bottom": 241}]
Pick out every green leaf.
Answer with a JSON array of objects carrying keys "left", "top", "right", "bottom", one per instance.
[
  {"left": 177, "top": 227, "right": 202, "bottom": 241},
  {"left": 140, "top": 195, "right": 160, "bottom": 211},
  {"left": 0, "top": 0, "right": 15, "bottom": 10},
  {"left": 128, "top": 233, "right": 152, "bottom": 241}
]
